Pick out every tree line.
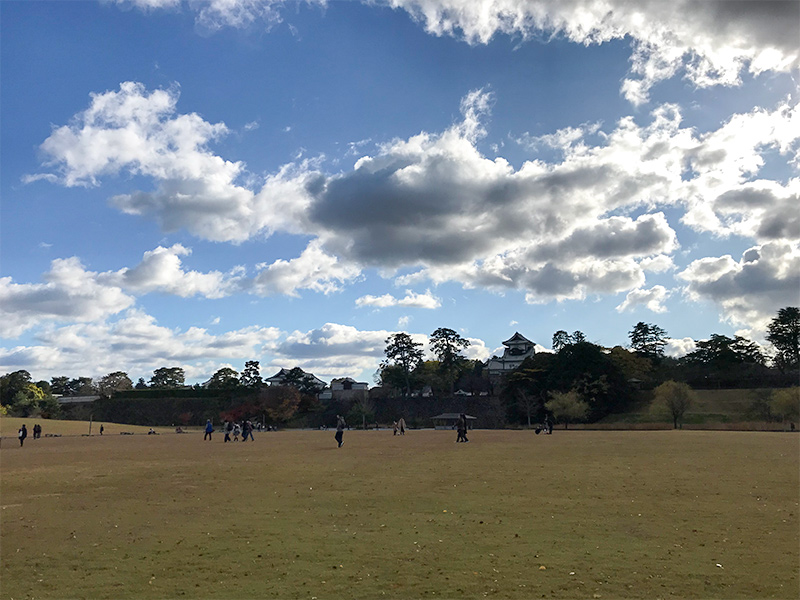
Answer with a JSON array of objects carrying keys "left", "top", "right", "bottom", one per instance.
[{"left": 1, "top": 308, "right": 797, "bottom": 427}]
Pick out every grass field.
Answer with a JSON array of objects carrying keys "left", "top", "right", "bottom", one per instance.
[{"left": 1, "top": 425, "right": 797, "bottom": 599}]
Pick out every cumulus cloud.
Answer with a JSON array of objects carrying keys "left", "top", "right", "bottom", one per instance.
[
  {"left": 382, "top": 0, "right": 799, "bottom": 104},
  {"left": 0, "top": 258, "right": 135, "bottom": 337},
  {"left": 0, "top": 241, "right": 357, "bottom": 339},
  {"left": 0, "top": 309, "right": 282, "bottom": 381},
  {"left": 356, "top": 289, "right": 441, "bottom": 309},
  {"left": 99, "top": 244, "right": 241, "bottom": 298},
  {"left": 26, "top": 82, "right": 314, "bottom": 242},
  {"left": 114, "top": 1, "right": 799, "bottom": 104},
  {"left": 678, "top": 241, "right": 800, "bottom": 332},
  {"left": 271, "top": 323, "right": 393, "bottom": 379},
  {"left": 248, "top": 240, "right": 362, "bottom": 297},
  {"left": 616, "top": 285, "right": 670, "bottom": 313},
  {"left": 665, "top": 336, "right": 696, "bottom": 357},
  {"left": 27, "top": 83, "right": 800, "bottom": 307}
]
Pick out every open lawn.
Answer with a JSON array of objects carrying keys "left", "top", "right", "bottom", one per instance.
[{"left": 1, "top": 428, "right": 797, "bottom": 599}]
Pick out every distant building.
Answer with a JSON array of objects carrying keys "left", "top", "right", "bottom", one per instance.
[
  {"left": 319, "top": 377, "right": 370, "bottom": 401},
  {"left": 486, "top": 332, "right": 536, "bottom": 376},
  {"left": 265, "top": 368, "right": 326, "bottom": 391}
]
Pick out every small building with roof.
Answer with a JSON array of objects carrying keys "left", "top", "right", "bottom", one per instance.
[{"left": 264, "top": 368, "right": 326, "bottom": 391}]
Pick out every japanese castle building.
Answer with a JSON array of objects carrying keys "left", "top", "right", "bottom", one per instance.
[{"left": 486, "top": 332, "right": 536, "bottom": 376}]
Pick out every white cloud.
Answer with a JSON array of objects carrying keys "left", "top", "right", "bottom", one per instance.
[
  {"left": 616, "top": 285, "right": 670, "bottom": 314},
  {"left": 249, "top": 240, "right": 362, "bottom": 297},
  {"left": 665, "top": 336, "right": 696, "bottom": 357},
  {"left": 0, "top": 309, "right": 282, "bottom": 381},
  {"left": 381, "top": 0, "right": 800, "bottom": 104},
  {"left": 272, "top": 323, "right": 393, "bottom": 380},
  {"left": 110, "top": 1, "right": 798, "bottom": 105},
  {"left": 28, "top": 83, "right": 800, "bottom": 308},
  {"left": 0, "top": 258, "right": 135, "bottom": 337},
  {"left": 356, "top": 289, "right": 441, "bottom": 309},
  {"left": 678, "top": 241, "right": 800, "bottom": 333},
  {"left": 26, "top": 82, "right": 314, "bottom": 243},
  {"left": 99, "top": 244, "right": 240, "bottom": 298}
]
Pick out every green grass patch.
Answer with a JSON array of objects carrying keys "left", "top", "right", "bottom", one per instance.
[{"left": 1, "top": 430, "right": 797, "bottom": 598}]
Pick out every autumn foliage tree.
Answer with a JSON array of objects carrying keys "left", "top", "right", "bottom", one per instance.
[{"left": 258, "top": 386, "right": 301, "bottom": 424}]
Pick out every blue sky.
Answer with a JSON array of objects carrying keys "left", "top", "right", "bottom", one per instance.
[{"left": 1, "top": 0, "right": 798, "bottom": 385}]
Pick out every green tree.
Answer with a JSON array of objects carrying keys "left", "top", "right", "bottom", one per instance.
[
  {"left": 769, "top": 387, "right": 799, "bottom": 426},
  {"left": 348, "top": 395, "right": 376, "bottom": 429},
  {"left": 571, "top": 330, "right": 587, "bottom": 344},
  {"left": 9, "top": 383, "right": 46, "bottom": 417},
  {"left": 70, "top": 377, "right": 96, "bottom": 396},
  {"left": 50, "top": 376, "right": 71, "bottom": 396},
  {"left": 383, "top": 332, "right": 424, "bottom": 397},
  {"left": 552, "top": 330, "right": 571, "bottom": 352},
  {"left": 651, "top": 380, "right": 696, "bottom": 429},
  {"left": 206, "top": 367, "right": 240, "bottom": 389},
  {"left": 608, "top": 346, "right": 653, "bottom": 382},
  {"left": 1, "top": 370, "right": 32, "bottom": 405},
  {"left": 549, "top": 341, "right": 632, "bottom": 420},
  {"left": 766, "top": 307, "right": 800, "bottom": 372},
  {"left": 430, "top": 327, "right": 471, "bottom": 394},
  {"left": 150, "top": 367, "right": 185, "bottom": 389},
  {"left": 545, "top": 390, "right": 589, "bottom": 429},
  {"left": 282, "top": 367, "right": 323, "bottom": 395},
  {"left": 684, "top": 334, "right": 766, "bottom": 368},
  {"left": 629, "top": 322, "right": 667, "bottom": 361},
  {"left": 97, "top": 371, "right": 133, "bottom": 398},
  {"left": 135, "top": 377, "right": 148, "bottom": 389},
  {"left": 239, "top": 361, "right": 263, "bottom": 388},
  {"left": 504, "top": 366, "right": 548, "bottom": 427}
]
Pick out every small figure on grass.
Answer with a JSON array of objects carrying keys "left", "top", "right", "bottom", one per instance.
[
  {"left": 232, "top": 422, "right": 241, "bottom": 442},
  {"left": 335, "top": 415, "right": 346, "bottom": 448},
  {"left": 243, "top": 420, "right": 255, "bottom": 442},
  {"left": 456, "top": 414, "right": 468, "bottom": 443},
  {"left": 224, "top": 420, "right": 232, "bottom": 443},
  {"left": 100, "top": 424, "right": 104, "bottom": 436},
  {"left": 18, "top": 423, "right": 28, "bottom": 447},
  {"left": 393, "top": 421, "right": 398, "bottom": 436},
  {"left": 398, "top": 417, "right": 406, "bottom": 435},
  {"left": 204, "top": 419, "right": 214, "bottom": 441}
]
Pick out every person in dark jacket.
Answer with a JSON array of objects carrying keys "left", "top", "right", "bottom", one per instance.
[
  {"left": 18, "top": 424, "right": 28, "bottom": 447},
  {"left": 242, "top": 420, "right": 255, "bottom": 442},
  {"left": 335, "top": 415, "right": 346, "bottom": 448},
  {"left": 456, "top": 414, "right": 468, "bottom": 443}
]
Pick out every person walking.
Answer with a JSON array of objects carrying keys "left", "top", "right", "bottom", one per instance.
[
  {"left": 204, "top": 419, "right": 214, "bottom": 441},
  {"left": 99, "top": 424, "right": 104, "bottom": 436},
  {"left": 223, "top": 420, "right": 232, "bottom": 443},
  {"left": 232, "top": 422, "right": 241, "bottom": 442},
  {"left": 398, "top": 417, "right": 406, "bottom": 435},
  {"left": 393, "top": 421, "right": 398, "bottom": 436},
  {"left": 456, "top": 413, "right": 468, "bottom": 443},
  {"left": 243, "top": 420, "right": 255, "bottom": 442},
  {"left": 18, "top": 424, "right": 28, "bottom": 447},
  {"left": 335, "top": 415, "right": 346, "bottom": 448}
]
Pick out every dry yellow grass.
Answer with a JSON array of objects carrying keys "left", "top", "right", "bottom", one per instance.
[
  {"left": 0, "top": 416, "right": 176, "bottom": 439},
  {"left": 1, "top": 429, "right": 797, "bottom": 599}
]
